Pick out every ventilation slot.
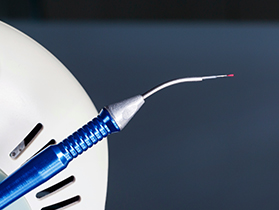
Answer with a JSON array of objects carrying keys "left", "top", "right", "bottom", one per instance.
[
  {"left": 10, "top": 123, "right": 43, "bottom": 159},
  {"left": 22, "top": 139, "right": 56, "bottom": 165},
  {"left": 41, "top": 195, "right": 81, "bottom": 210},
  {"left": 36, "top": 175, "right": 75, "bottom": 199},
  {"left": 32, "top": 139, "right": 56, "bottom": 158}
]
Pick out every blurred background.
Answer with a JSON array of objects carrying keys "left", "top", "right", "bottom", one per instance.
[
  {"left": 1, "top": 0, "right": 279, "bottom": 20},
  {"left": 2, "top": 1, "right": 279, "bottom": 210}
]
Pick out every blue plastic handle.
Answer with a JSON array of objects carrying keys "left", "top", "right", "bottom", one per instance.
[{"left": 0, "top": 109, "right": 120, "bottom": 210}]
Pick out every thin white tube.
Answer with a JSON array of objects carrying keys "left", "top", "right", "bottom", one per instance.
[{"left": 142, "top": 74, "right": 229, "bottom": 99}]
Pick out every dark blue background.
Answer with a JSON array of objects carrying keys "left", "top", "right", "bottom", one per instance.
[{"left": 7, "top": 21, "right": 279, "bottom": 210}]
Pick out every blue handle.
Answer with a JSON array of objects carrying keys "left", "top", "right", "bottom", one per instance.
[{"left": 0, "top": 109, "right": 120, "bottom": 210}]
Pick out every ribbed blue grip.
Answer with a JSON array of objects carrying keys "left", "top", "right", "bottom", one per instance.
[
  {"left": 58, "top": 108, "right": 120, "bottom": 161},
  {"left": 0, "top": 109, "right": 120, "bottom": 210}
]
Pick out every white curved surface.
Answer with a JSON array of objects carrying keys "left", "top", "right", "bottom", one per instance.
[{"left": 0, "top": 21, "right": 108, "bottom": 210}]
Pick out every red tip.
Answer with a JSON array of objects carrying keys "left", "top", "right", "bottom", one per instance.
[{"left": 227, "top": 74, "right": 234, "bottom": 77}]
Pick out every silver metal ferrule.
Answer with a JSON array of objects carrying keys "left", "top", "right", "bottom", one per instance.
[{"left": 105, "top": 95, "right": 145, "bottom": 130}]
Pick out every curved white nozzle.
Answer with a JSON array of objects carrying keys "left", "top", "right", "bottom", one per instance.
[
  {"left": 142, "top": 74, "right": 233, "bottom": 99},
  {"left": 105, "top": 73, "right": 233, "bottom": 130}
]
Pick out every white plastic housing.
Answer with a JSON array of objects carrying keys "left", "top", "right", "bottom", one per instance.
[{"left": 0, "top": 21, "right": 108, "bottom": 210}]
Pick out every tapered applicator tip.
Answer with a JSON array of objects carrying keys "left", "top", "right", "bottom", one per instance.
[{"left": 227, "top": 74, "right": 234, "bottom": 77}]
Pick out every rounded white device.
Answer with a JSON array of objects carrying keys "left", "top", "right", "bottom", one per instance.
[{"left": 0, "top": 21, "right": 108, "bottom": 210}]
